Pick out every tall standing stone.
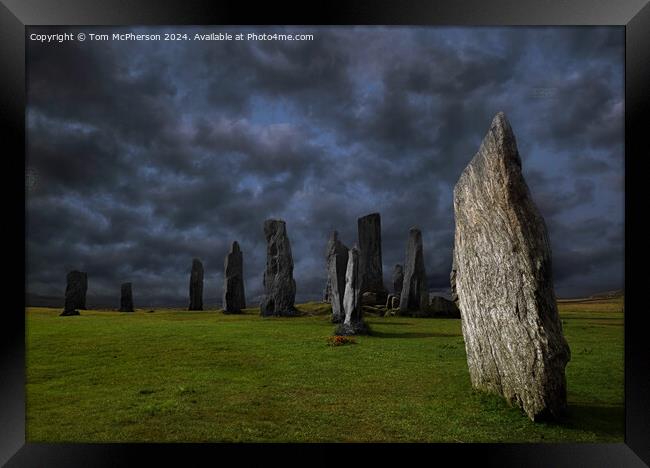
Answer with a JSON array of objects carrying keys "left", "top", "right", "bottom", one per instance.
[
  {"left": 399, "top": 227, "right": 428, "bottom": 314},
  {"left": 393, "top": 264, "right": 404, "bottom": 296},
  {"left": 223, "top": 241, "right": 246, "bottom": 314},
  {"left": 325, "top": 231, "right": 349, "bottom": 323},
  {"left": 358, "top": 213, "right": 387, "bottom": 302},
  {"left": 335, "top": 247, "right": 370, "bottom": 335},
  {"left": 323, "top": 285, "right": 331, "bottom": 303},
  {"left": 119, "top": 282, "right": 134, "bottom": 312},
  {"left": 188, "top": 258, "right": 204, "bottom": 311},
  {"left": 453, "top": 112, "right": 570, "bottom": 421},
  {"left": 323, "top": 233, "right": 335, "bottom": 302},
  {"left": 260, "top": 219, "right": 297, "bottom": 317},
  {"left": 60, "top": 270, "right": 87, "bottom": 316}
]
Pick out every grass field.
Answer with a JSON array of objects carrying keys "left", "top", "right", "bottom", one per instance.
[{"left": 25, "top": 297, "right": 624, "bottom": 442}]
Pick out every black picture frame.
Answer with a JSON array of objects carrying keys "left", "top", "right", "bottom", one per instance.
[{"left": 3, "top": 0, "right": 648, "bottom": 466}]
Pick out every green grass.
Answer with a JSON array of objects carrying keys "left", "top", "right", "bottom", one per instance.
[{"left": 25, "top": 298, "right": 623, "bottom": 442}]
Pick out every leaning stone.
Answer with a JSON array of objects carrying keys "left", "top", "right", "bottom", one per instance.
[
  {"left": 223, "top": 241, "right": 246, "bottom": 314},
  {"left": 260, "top": 219, "right": 297, "bottom": 317},
  {"left": 188, "top": 258, "right": 204, "bottom": 310},
  {"left": 61, "top": 270, "right": 87, "bottom": 316},
  {"left": 119, "top": 282, "right": 134, "bottom": 312},
  {"left": 358, "top": 213, "right": 388, "bottom": 302},
  {"left": 453, "top": 112, "right": 570, "bottom": 421},
  {"left": 390, "top": 296, "right": 400, "bottom": 309},
  {"left": 335, "top": 247, "right": 370, "bottom": 335},
  {"left": 399, "top": 227, "right": 429, "bottom": 314},
  {"left": 385, "top": 293, "right": 395, "bottom": 309}
]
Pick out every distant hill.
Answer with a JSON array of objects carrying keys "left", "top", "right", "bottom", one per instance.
[
  {"left": 25, "top": 293, "right": 63, "bottom": 308},
  {"left": 557, "top": 289, "right": 624, "bottom": 302},
  {"left": 588, "top": 289, "right": 624, "bottom": 299}
]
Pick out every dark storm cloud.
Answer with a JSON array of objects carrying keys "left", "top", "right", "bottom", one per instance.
[{"left": 26, "top": 26, "right": 624, "bottom": 306}]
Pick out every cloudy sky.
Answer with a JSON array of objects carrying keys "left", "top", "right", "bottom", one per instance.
[{"left": 26, "top": 26, "right": 624, "bottom": 307}]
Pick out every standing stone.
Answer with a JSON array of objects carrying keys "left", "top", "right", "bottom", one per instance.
[
  {"left": 223, "top": 241, "right": 246, "bottom": 314},
  {"left": 119, "top": 282, "right": 134, "bottom": 312},
  {"left": 335, "top": 247, "right": 370, "bottom": 335},
  {"left": 358, "top": 213, "right": 387, "bottom": 302},
  {"left": 393, "top": 264, "right": 404, "bottom": 296},
  {"left": 188, "top": 258, "right": 204, "bottom": 311},
  {"left": 326, "top": 232, "right": 349, "bottom": 323},
  {"left": 260, "top": 219, "right": 297, "bottom": 317},
  {"left": 449, "top": 252, "right": 459, "bottom": 304},
  {"left": 323, "top": 285, "right": 331, "bottom": 303},
  {"left": 453, "top": 112, "right": 570, "bottom": 421},
  {"left": 399, "top": 227, "right": 428, "bottom": 314},
  {"left": 323, "top": 233, "right": 333, "bottom": 303},
  {"left": 60, "top": 270, "right": 87, "bottom": 316}
]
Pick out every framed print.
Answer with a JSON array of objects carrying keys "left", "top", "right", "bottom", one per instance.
[{"left": 2, "top": 0, "right": 649, "bottom": 466}]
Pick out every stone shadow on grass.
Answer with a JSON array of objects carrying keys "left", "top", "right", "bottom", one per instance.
[
  {"left": 535, "top": 404, "right": 624, "bottom": 439},
  {"left": 370, "top": 331, "right": 461, "bottom": 339},
  {"left": 374, "top": 321, "right": 412, "bottom": 326}
]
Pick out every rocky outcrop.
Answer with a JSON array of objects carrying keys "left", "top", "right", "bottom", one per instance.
[
  {"left": 119, "top": 282, "right": 134, "bottom": 312},
  {"left": 260, "top": 219, "right": 297, "bottom": 317},
  {"left": 325, "top": 231, "right": 349, "bottom": 323},
  {"left": 453, "top": 112, "right": 570, "bottom": 421},
  {"left": 335, "top": 247, "right": 370, "bottom": 335},
  {"left": 223, "top": 241, "right": 246, "bottom": 314},
  {"left": 399, "top": 227, "right": 428, "bottom": 314},
  {"left": 358, "top": 213, "right": 387, "bottom": 302},
  {"left": 60, "top": 270, "right": 87, "bottom": 316},
  {"left": 188, "top": 258, "right": 204, "bottom": 311}
]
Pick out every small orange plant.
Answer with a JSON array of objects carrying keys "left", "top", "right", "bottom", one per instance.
[{"left": 327, "top": 335, "right": 356, "bottom": 346}]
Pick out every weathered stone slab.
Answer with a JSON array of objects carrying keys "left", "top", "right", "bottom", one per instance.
[
  {"left": 358, "top": 213, "right": 387, "bottom": 302},
  {"left": 325, "top": 231, "right": 349, "bottom": 323},
  {"left": 260, "top": 219, "right": 297, "bottom": 317},
  {"left": 399, "top": 227, "right": 428, "bottom": 314},
  {"left": 393, "top": 264, "right": 404, "bottom": 295},
  {"left": 60, "top": 270, "right": 87, "bottom": 316},
  {"left": 223, "top": 241, "right": 246, "bottom": 314},
  {"left": 453, "top": 112, "right": 570, "bottom": 421},
  {"left": 188, "top": 258, "right": 204, "bottom": 311},
  {"left": 119, "top": 282, "right": 134, "bottom": 312},
  {"left": 335, "top": 247, "right": 370, "bottom": 335}
]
